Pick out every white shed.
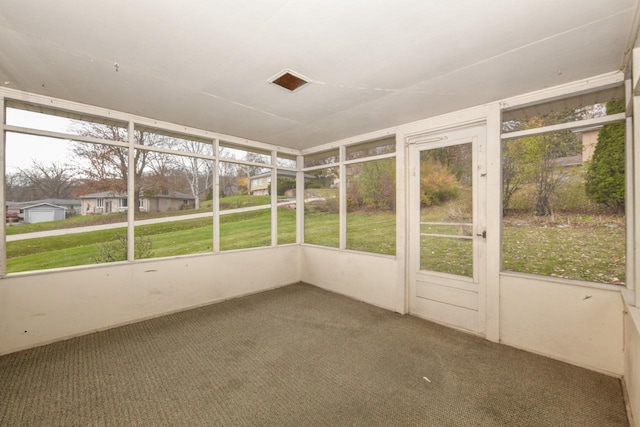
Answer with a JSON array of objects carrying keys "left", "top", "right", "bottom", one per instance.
[{"left": 23, "top": 203, "right": 66, "bottom": 224}]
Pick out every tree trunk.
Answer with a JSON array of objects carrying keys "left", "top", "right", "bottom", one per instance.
[{"left": 535, "top": 195, "right": 552, "bottom": 216}]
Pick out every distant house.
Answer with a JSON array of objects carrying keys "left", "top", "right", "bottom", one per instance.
[
  {"left": 249, "top": 170, "right": 311, "bottom": 196},
  {"left": 577, "top": 127, "right": 601, "bottom": 163},
  {"left": 79, "top": 191, "right": 195, "bottom": 215},
  {"left": 22, "top": 203, "right": 66, "bottom": 224},
  {"left": 555, "top": 126, "right": 603, "bottom": 167},
  {"left": 143, "top": 191, "right": 196, "bottom": 213}
]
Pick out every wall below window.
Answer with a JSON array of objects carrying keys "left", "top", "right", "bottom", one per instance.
[
  {"left": 300, "top": 245, "right": 402, "bottom": 312},
  {"left": 500, "top": 274, "right": 624, "bottom": 376},
  {"left": 623, "top": 291, "right": 640, "bottom": 426},
  {"left": 0, "top": 246, "right": 300, "bottom": 355}
]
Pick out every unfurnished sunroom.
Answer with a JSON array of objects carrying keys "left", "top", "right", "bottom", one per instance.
[{"left": 1, "top": 1, "right": 640, "bottom": 425}]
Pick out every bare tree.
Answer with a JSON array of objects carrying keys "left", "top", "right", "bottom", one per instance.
[
  {"left": 173, "top": 140, "right": 214, "bottom": 209},
  {"left": 71, "top": 123, "right": 163, "bottom": 212},
  {"left": 532, "top": 135, "right": 564, "bottom": 216},
  {"left": 16, "top": 161, "right": 77, "bottom": 200},
  {"left": 5, "top": 171, "right": 37, "bottom": 202}
]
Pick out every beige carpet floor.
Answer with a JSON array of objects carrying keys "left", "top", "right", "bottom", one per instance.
[{"left": 0, "top": 282, "right": 629, "bottom": 426}]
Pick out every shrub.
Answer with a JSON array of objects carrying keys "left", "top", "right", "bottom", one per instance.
[
  {"left": 585, "top": 99, "right": 625, "bottom": 213},
  {"left": 347, "top": 159, "right": 395, "bottom": 212},
  {"left": 268, "top": 177, "right": 296, "bottom": 196},
  {"left": 420, "top": 163, "right": 459, "bottom": 207},
  {"left": 95, "top": 233, "right": 153, "bottom": 262}
]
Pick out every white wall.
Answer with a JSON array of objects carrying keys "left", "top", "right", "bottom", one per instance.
[
  {"left": 300, "top": 245, "right": 401, "bottom": 311},
  {"left": 623, "top": 291, "right": 640, "bottom": 426},
  {"left": 0, "top": 73, "right": 633, "bottom": 396},
  {"left": 500, "top": 274, "right": 624, "bottom": 375},
  {"left": 0, "top": 246, "right": 300, "bottom": 355}
]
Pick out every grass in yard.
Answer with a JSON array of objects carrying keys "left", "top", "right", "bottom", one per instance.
[
  {"left": 278, "top": 207, "right": 296, "bottom": 245},
  {"left": 5, "top": 195, "right": 277, "bottom": 236},
  {"left": 220, "top": 210, "right": 271, "bottom": 251},
  {"left": 304, "top": 212, "right": 339, "bottom": 247},
  {"left": 346, "top": 212, "right": 395, "bottom": 255},
  {"left": 6, "top": 212, "right": 129, "bottom": 235},
  {"left": 6, "top": 203, "right": 627, "bottom": 287},
  {"left": 7, "top": 209, "right": 209, "bottom": 236},
  {"left": 503, "top": 219, "right": 625, "bottom": 284},
  {"left": 219, "top": 195, "right": 271, "bottom": 210},
  {"left": 6, "top": 227, "right": 128, "bottom": 272},
  {"left": 138, "top": 218, "right": 214, "bottom": 258},
  {"left": 421, "top": 236, "right": 473, "bottom": 277}
]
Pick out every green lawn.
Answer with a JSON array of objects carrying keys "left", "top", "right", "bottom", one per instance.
[
  {"left": 347, "top": 212, "right": 395, "bottom": 255},
  {"left": 6, "top": 209, "right": 294, "bottom": 272},
  {"left": 503, "top": 222, "right": 625, "bottom": 284},
  {"left": 304, "top": 212, "right": 339, "bottom": 248},
  {"left": 421, "top": 235, "right": 473, "bottom": 277},
  {"left": 6, "top": 195, "right": 284, "bottom": 236},
  {"left": 219, "top": 195, "right": 271, "bottom": 210},
  {"left": 5, "top": 206, "right": 626, "bottom": 286}
]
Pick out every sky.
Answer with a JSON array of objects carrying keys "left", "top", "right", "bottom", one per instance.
[
  {"left": 5, "top": 108, "right": 75, "bottom": 173},
  {"left": 4, "top": 108, "right": 298, "bottom": 176}
]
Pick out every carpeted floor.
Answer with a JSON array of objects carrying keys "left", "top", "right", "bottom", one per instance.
[{"left": 0, "top": 283, "right": 629, "bottom": 426}]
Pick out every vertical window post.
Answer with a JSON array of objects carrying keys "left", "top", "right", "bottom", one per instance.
[
  {"left": 296, "top": 155, "right": 304, "bottom": 244},
  {"left": 0, "top": 96, "right": 6, "bottom": 277},
  {"left": 271, "top": 151, "right": 277, "bottom": 246},
  {"left": 339, "top": 145, "right": 347, "bottom": 250},
  {"left": 625, "top": 79, "right": 635, "bottom": 296},
  {"left": 213, "top": 139, "right": 220, "bottom": 252},
  {"left": 127, "top": 121, "right": 135, "bottom": 262}
]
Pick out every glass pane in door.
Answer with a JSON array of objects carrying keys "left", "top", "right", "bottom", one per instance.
[{"left": 419, "top": 143, "right": 473, "bottom": 277}]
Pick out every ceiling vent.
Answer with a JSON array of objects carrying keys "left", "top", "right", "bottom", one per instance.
[{"left": 269, "top": 70, "right": 310, "bottom": 92}]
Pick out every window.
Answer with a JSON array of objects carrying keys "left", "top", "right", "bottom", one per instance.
[
  {"left": 345, "top": 138, "right": 396, "bottom": 255},
  {"left": 4, "top": 106, "right": 130, "bottom": 272},
  {"left": 133, "top": 143, "right": 214, "bottom": 260},
  {"left": 277, "top": 170, "right": 297, "bottom": 245},
  {"left": 302, "top": 140, "right": 397, "bottom": 251},
  {"left": 5, "top": 102, "right": 128, "bottom": 140},
  {"left": 277, "top": 153, "right": 297, "bottom": 169},
  {"left": 2, "top": 100, "right": 301, "bottom": 274},
  {"left": 219, "top": 162, "right": 272, "bottom": 250},
  {"left": 345, "top": 137, "right": 395, "bottom": 160},
  {"left": 501, "top": 91, "right": 626, "bottom": 285},
  {"left": 220, "top": 142, "right": 271, "bottom": 164},
  {"left": 304, "top": 166, "right": 339, "bottom": 247},
  {"left": 304, "top": 149, "right": 339, "bottom": 168}
]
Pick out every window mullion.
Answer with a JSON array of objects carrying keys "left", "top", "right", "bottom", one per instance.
[
  {"left": 0, "top": 96, "right": 6, "bottom": 277},
  {"left": 127, "top": 121, "right": 135, "bottom": 262}
]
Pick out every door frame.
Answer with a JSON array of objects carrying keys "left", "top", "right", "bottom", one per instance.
[{"left": 406, "top": 122, "right": 487, "bottom": 335}]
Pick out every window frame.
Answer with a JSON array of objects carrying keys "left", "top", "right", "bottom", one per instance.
[
  {"left": 0, "top": 95, "right": 300, "bottom": 275},
  {"left": 499, "top": 87, "right": 629, "bottom": 290},
  {"left": 302, "top": 135, "right": 397, "bottom": 255}
]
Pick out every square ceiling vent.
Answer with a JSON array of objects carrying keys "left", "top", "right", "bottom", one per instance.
[{"left": 269, "top": 70, "right": 310, "bottom": 93}]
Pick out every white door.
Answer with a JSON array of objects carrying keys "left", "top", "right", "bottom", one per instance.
[{"left": 408, "top": 124, "right": 486, "bottom": 334}]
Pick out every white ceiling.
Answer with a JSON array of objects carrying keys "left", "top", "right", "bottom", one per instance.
[{"left": 0, "top": 0, "right": 637, "bottom": 150}]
